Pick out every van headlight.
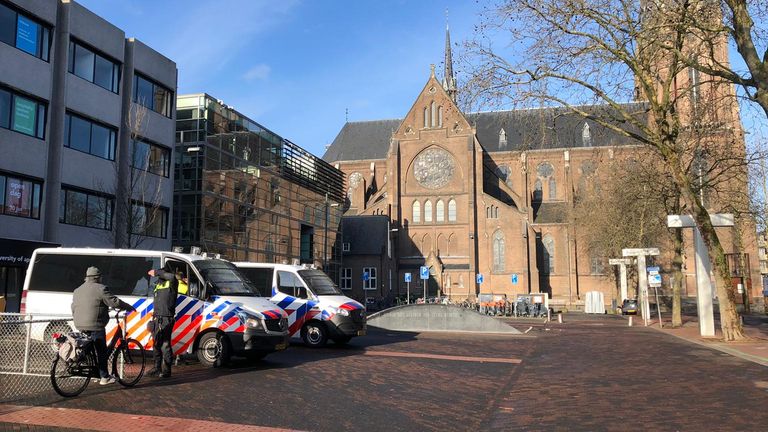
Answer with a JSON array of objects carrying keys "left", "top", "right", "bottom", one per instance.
[
  {"left": 238, "top": 312, "right": 264, "bottom": 330},
  {"left": 333, "top": 307, "right": 350, "bottom": 317}
]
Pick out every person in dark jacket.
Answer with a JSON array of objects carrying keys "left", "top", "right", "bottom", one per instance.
[
  {"left": 147, "top": 265, "right": 178, "bottom": 378},
  {"left": 71, "top": 266, "right": 134, "bottom": 385}
]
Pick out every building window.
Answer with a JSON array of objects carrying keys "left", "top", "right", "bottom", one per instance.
[
  {"left": 64, "top": 112, "right": 116, "bottom": 160},
  {"left": 437, "top": 106, "right": 443, "bottom": 127},
  {"left": 423, "top": 107, "right": 428, "bottom": 128},
  {"left": 0, "top": 3, "right": 51, "bottom": 61},
  {"left": 493, "top": 230, "right": 505, "bottom": 273},
  {"left": 689, "top": 63, "right": 701, "bottom": 110},
  {"left": 424, "top": 200, "right": 432, "bottom": 222},
  {"left": 363, "top": 267, "right": 377, "bottom": 290},
  {"left": 549, "top": 177, "right": 557, "bottom": 200},
  {"left": 534, "top": 179, "right": 543, "bottom": 202},
  {"left": 499, "top": 128, "right": 507, "bottom": 148},
  {"left": 543, "top": 234, "right": 555, "bottom": 274},
  {"left": 68, "top": 40, "right": 120, "bottom": 93},
  {"left": 342, "top": 242, "right": 350, "bottom": 252},
  {"left": 130, "top": 201, "right": 168, "bottom": 238},
  {"left": 0, "top": 86, "right": 46, "bottom": 139},
  {"left": 0, "top": 172, "right": 42, "bottom": 219},
  {"left": 430, "top": 101, "right": 436, "bottom": 128},
  {"left": 581, "top": 122, "right": 592, "bottom": 147},
  {"left": 591, "top": 256, "right": 604, "bottom": 275},
  {"left": 60, "top": 186, "right": 113, "bottom": 230},
  {"left": 412, "top": 200, "right": 421, "bottom": 223},
  {"left": 436, "top": 199, "right": 444, "bottom": 222},
  {"left": 304, "top": 206, "right": 311, "bottom": 221},
  {"left": 341, "top": 268, "right": 351, "bottom": 290},
  {"left": 132, "top": 138, "right": 170, "bottom": 177},
  {"left": 133, "top": 73, "right": 173, "bottom": 117},
  {"left": 448, "top": 199, "right": 456, "bottom": 222}
]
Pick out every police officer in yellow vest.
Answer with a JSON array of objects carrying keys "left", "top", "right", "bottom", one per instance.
[
  {"left": 147, "top": 265, "right": 177, "bottom": 378},
  {"left": 177, "top": 271, "right": 189, "bottom": 296}
]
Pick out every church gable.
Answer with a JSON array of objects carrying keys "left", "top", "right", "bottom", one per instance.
[{"left": 393, "top": 68, "right": 471, "bottom": 141}]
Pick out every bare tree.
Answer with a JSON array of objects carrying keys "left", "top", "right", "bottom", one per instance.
[
  {"left": 464, "top": 0, "right": 756, "bottom": 340},
  {"left": 96, "top": 102, "right": 165, "bottom": 249}
]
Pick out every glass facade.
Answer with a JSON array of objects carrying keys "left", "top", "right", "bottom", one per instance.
[{"left": 174, "top": 94, "right": 345, "bottom": 280}]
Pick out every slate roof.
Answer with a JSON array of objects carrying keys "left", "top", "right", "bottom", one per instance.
[
  {"left": 322, "top": 103, "right": 648, "bottom": 162},
  {"left": 533, "top": 202, "right": 569, "bottom": 224},
  {"left": 341, "top": 215, "right": 388, "bottom": 255}
]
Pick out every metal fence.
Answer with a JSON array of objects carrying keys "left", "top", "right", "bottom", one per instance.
[{"left": 0, "top": 313, "right": 74, "bottom": 403}]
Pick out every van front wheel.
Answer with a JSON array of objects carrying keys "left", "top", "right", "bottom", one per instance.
[
  {"left": 301, "top": 322, "right": 327, "bottom": 348},
  {"left": 197, "top": 332, "right": 230, "bottom": 367}
]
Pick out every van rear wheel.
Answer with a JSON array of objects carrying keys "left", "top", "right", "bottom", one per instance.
[
  {"left": 301, "top": 322, "right": 327, "bottom": 348},
  {"left": 197, "top": 332, "right": 230, "bottom": 367}
]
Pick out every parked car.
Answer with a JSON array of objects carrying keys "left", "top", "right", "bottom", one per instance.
[{"left": 621, "top": 299, "right": 638, "bottom": 315}]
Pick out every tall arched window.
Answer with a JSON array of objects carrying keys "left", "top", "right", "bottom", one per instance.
[
  {"left": 412, "top": 200, "right": 421, "bottom": 223},
  {"left": 437, "top": 106, "right": 443, "bottom": 127},
  {"left": 549, "top": 177, "right": 557, "bottom": 200},
  {"left": 430, "top": 101, "right": 437, "bottom": 127},
  {"left": 448, "top": 199, "right": 457, "bottom": 221},
  {"left": 534, "top": 179, "right": 543, "bottom": 202},
  {"left": 581, "top": 122, "right": 592, "bottom": 147},
  {"left": 436, "top": 200, "right": 445, "bottom": 222},
  {"left": 543, "top": 234, "right": 555, "bottom": 274},
  {"left": 424, "top": 200, "right": 433, "bottom": 222},
  {"left": 423, "top": 107, "right": 428, "bottom": 128},
  {"left": 492, "top": 230, "right": 505, "bottom": 273}
]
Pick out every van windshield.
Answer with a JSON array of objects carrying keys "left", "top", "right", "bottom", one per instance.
[
  {"left": 195, "top": 260, "right": 261, "bottom": 296},
  {"left": 298, "top": 269, "right": 342, "bottom": 296}
]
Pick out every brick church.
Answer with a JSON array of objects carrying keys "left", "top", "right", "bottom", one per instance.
[{"left": 323, "top": 28, "right": 761, "bottom": 310}]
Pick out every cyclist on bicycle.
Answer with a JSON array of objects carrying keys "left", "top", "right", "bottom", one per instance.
[{"left": 71, "top": 266, "right": 135, "bottom": 385}]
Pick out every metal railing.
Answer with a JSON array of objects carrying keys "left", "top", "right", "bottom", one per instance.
[{"left": 0, "top": 313, "right": 73, "bottom": 403}]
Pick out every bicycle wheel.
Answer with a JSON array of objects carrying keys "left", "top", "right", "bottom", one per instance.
[
  {"left": 113, "top": 338, "right": 146, "bottom": 387},
  {"left": 50, "top": 355, "right": 92, "bottom": 397}
]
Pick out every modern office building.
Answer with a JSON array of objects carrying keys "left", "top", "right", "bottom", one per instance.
[
  {"left": 174, "top": 94, "right": 345, "bottom": 283},
  {"left": 0, "top": 0, "right": 177, "bottom": 312}
]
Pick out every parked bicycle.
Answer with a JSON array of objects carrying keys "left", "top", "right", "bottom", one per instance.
[{"left": 50, "top": 309, "right": 146, "bottom": 397}]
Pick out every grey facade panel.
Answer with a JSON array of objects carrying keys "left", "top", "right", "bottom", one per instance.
[
  {"left": 130, "top": 39, "right": 177, "bottom": 91},
  {"left": 0, "top": 129, "right": 48, "bottom": 178},
  {"left": 64, "top": 74, "right": 122, "bottom": 127},
  {"left": 68, "top": 1, "right": 125, "bottom": 61},
  {"left": 0, "top": 42, "right": 52, "bottom": 100},
  {"left": 60, "top": 149, "right": 117, "bottom": 192},
  {"left": 341, "top": 216, "right": 388, "bottom": 256},
  {"left": 0, "top": 217, "right": 42, "bottom": 241},
  {"left": 13, "top": 0, "right": 56, "bottom": 25}
]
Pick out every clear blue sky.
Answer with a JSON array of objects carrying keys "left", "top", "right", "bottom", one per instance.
[{"left": 78, "top": 0, "right": 479, "bottom": 158}]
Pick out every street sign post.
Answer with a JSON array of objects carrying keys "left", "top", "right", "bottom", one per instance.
[
  {"left": 667, "top": 214, "right": 734, "bottom": 337},
  {"left": 363, "top": 271, "right": 370, "bottom": 310},
  {"left": 623, "top": 248, "right": 660, "bottom": 325},
  {"left": 609, "top": 258, "right": 632, "bottom": 302},
  {"left": 404, "top": 273, "right": 412, "bottom": 304},
  {"left": 420, "top": 266, "right": 429, "bottom": 302}
]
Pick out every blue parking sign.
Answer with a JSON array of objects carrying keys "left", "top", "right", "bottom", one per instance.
[
  {"left": 476, "top": 273, "right": 484, "bottom": 284},
  {"left": 420, "top": 266, "right": 429, "bottom": 280},
  {"left": 511, "top": 274, "right": 519, "bottom": 285},
  {"left": 363, "top": 271, "right": 370, "bottom": 281},
  {"left": 404, "top": 273, "right": 412, "bottom": 283}
]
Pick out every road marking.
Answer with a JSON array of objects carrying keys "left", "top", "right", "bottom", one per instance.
[
  {"left": 0, "top": 405, "right": 303, "bottom": 432},
  {"left": 363, "top": 350, "right": 522, "bottom": 364}
]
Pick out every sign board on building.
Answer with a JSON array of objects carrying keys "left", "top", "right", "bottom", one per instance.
[
  {"left": 404, "top": 273, "right": 412, "bottom": 283},
  {"left": 419, "top": 266, "right": 429, "bottom": 280},
  {"left": 511, "top": 274, "right": 519, "bottom": 285},
  {"left": 476, "top": 273, "right": 484, "bottom": 284}
]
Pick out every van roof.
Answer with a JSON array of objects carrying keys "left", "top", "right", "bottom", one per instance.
[
  {"left": 232, "top": 262, "right": 314, "bottom": 272},
  {"left": 32, "top": 247, "right": 213, "bottom": 263}
]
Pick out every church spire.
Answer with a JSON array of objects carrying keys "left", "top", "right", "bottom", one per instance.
[{"left": 442, "top": 18, "right": 457, "bottom": 102}]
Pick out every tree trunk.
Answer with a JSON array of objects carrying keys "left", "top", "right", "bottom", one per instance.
[
  {"left": 693, "top": 205, "right": 746, "bottom": 341},
  {"left": 672, "top": 227, "right": 684, "bottom": 328}
]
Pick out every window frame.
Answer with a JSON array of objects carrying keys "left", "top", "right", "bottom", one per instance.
[
  {"left": 130, "top": 200, "right": 168, "bottom": 238},
  {"left": 133, "top": 72, "right": 173, "bottom": 118},
  {"left": 0, "top": 2, "right": 51, "bottom": 61},
  {"left": 363, "top": 266, "right": 377, "bottom": 290},
  {"left": 64, "top": 111, "right": 117, "bottom": 160},
  {"left": 131, "top": 136, "right": 171, "bottom": 178},
  {"left": 59, "top": 185, "right": 114, "bottom": 230},
  {"left": 448, "top": 199, "right": 457, "bottom": 222},
  {"left": 67, "top": 38, "right": 121, "bottom": 94},
  {"left": 340, "top": 268, "right": 351, "bottom": 290},
  {"left": 0, "top": 171, "right": 42, "bottom": 219},
  {"left": 412, "top": 200, "right": 421, "bottom": 223}
]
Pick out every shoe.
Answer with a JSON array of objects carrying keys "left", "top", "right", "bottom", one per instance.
[
  {"left": 147, "top": 368, "right": 160, "bottom": 377},
  {"left": 158, "top": 372, "right": 171, "bottom": 379},
  {"left": 99, "top": 375, "right": 116, "bottom": 385}
]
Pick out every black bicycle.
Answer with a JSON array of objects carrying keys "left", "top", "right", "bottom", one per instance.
[{"left": 50, "top": 309, "right": 146, "bottom": 397}]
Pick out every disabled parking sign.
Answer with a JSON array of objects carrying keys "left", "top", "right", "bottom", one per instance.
[
  {"left": 404, "top": 272, "right": 412, "bottom": 283},
  {"left": 476, "top": 273, "right": 484, "bottom": 284},
  {"left": 511, "top": 274, "right": 519, "bottom": 285}
]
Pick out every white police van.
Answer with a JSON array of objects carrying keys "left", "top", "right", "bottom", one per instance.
[
  {"left": 22, "top": 248, "right": 289, "bottom": 366},
  {"left": 233, "top": 262, "right": 366, "bottom": 348}
]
